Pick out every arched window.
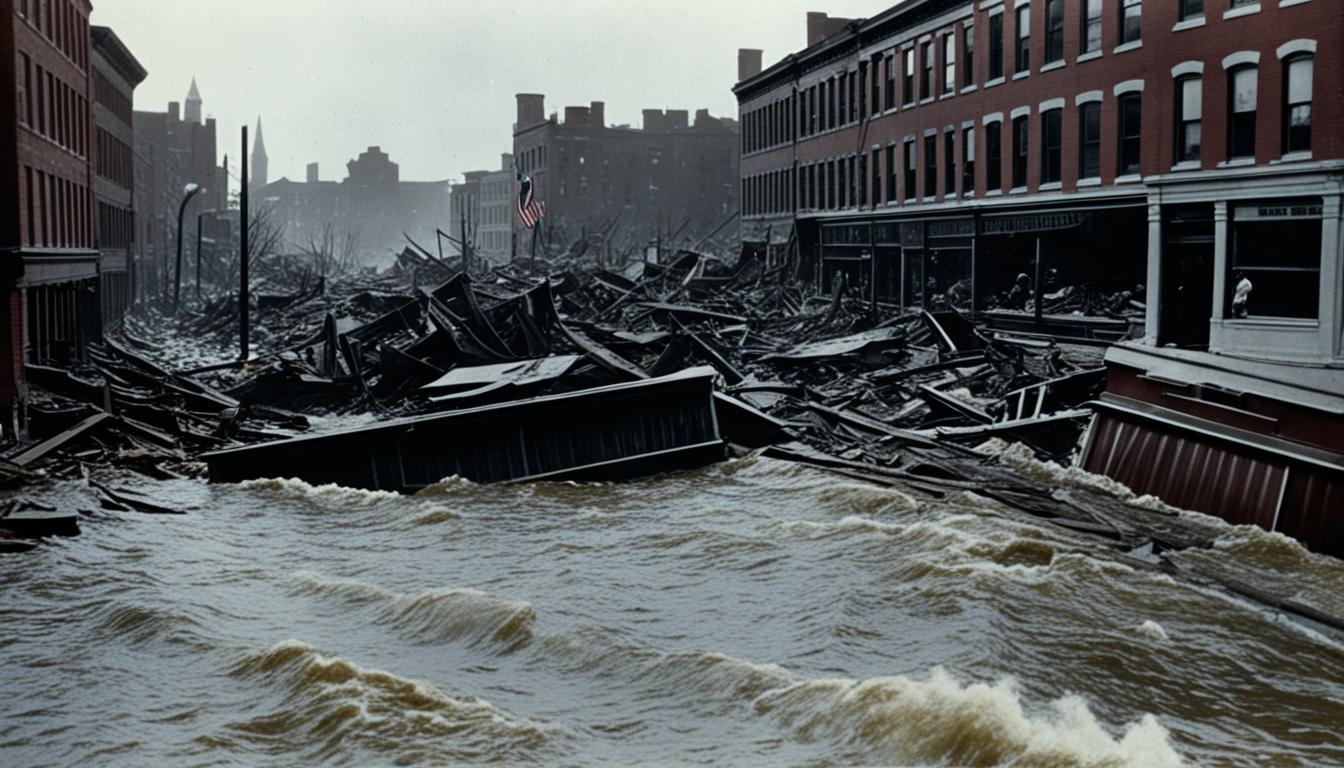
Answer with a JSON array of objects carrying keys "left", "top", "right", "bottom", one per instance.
[
  {"left": 1079, "top": 102, "right": 1102, "bottom": 179},
  {"left": 1176, "top": 76, "right": 1203, "bottom": 163},
  {"left": 1283, "top": 56, "right": 1313, "bottom": 155},
  {"left": 1227, "top": 66, "right": 1257, "bottom": 159},
  {"left": 1117, "top": 94, "right": 1142, "bottom": 176}
]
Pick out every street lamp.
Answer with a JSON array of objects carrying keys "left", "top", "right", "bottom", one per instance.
[
  {"left": 195, "top": 208, "right": 218, "bottom": 299},
  {"left": 174, "top": 182, "right": 205, "bottom": 313}
]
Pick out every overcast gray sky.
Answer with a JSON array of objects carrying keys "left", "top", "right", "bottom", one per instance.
[{"left": 91, "top": 1, "right": 884, "bottom": 191}]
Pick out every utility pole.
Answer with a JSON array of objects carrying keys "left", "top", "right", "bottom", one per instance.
[
  {"left": 174, "top": 183, "right": 204, "bottom": 313},
  {"left": 240, "top": 126, "right": 250, "bottom": 361}
]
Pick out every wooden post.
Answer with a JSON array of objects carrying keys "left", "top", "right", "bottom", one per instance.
[{"left": 240, "top": 126, "right": 250, "bottom": 361}]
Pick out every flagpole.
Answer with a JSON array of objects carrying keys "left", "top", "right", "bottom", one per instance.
[{"left": 530, "top": 223, "right": 539, "bottom": 277}]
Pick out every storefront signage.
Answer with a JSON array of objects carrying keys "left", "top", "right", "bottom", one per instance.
[
  {"left": 1234, "top": 203, "right": 1323, "bottom": 221},
  {"left": 927, "top": 218, "right": 976, "bottom": 239},
  {"left": 980, "top": 211, "right": 1087, "bottom": 236}
]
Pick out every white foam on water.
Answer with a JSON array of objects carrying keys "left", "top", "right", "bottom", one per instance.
[
  {"left": 753, "top": 666, "right": 1186, "bottom": 767},
  {"left": 1134, "top": 620, "right": 1170, "bottom": 642},
  {"left": 237, "top": 476, "right": 402, "bottom": 506}
]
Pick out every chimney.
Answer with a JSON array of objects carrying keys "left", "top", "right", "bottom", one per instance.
[
  {"left": 515, "top": 94, "right": 546, "bottom": 130},
  {"left": 306, "top": 162, "right": 319, "bottom": 183},
  {"left": 738, "top": 49, "right": 763, "bottom": 82},
  {"left": 501, "top": 153, "right": 514, "bottom": 171},
  {"left": 807, "top": 12, "right": 852, "bottom": 47},
  {"left": 666, "top": 109, "right": 689, "bottom": 130},
  {"left": 694, "top": 108, "right": 712, "bottom": 128},
  {"left": 168, "top": 101, "right": 181, "bottom": 122},
  {"left": 642, "top": 109, "right": 664, "bottom": 131},
  {"left": 589, "top": 101, "right": 606, "bottom": 128},
  {"left": 564, "top": 106, "right": 590, "bottom": 126}
]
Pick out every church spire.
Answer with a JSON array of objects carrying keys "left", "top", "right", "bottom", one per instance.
[
  {"left": 185, "top": 77, "right": 202, "bottom": 124},
  {"left": 251, "top": 117, "right": 269, "bottom": 189}
]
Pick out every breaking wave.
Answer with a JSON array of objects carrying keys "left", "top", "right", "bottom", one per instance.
[
  {"left": 227, "top": 640, "right": 554, "bottom": 764},
  {"left": 237, "top": 477, "right": 403, "bottom": 507},
  {"left": 291, "top": 573, "right": 534, "bottom": 651},
  {"left": 754, "top": 667, "right": 1185, "bottom": 767}
]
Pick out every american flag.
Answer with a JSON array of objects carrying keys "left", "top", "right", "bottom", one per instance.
[{"left": 517, "top": 170, "right": 546, "bottom": 229}]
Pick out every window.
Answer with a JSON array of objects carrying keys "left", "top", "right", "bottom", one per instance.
[
  {"left": 989, "top": 13, "right": 1004, "bottom": 80},
  {"left": 886, "top": 53, "right": 897, "bottom": 110},
  {"left": 1012, "top": 115, "right": 1029, "bottom": 188},
  {"left": 902, "top": 49, "right": 913, "bottom": 105},
  {"left": 872, "top": 149, "right": 882, "bottom": 204},
  {"left": 943, "top": 34, "right": 956, "bottom": 94},
  {"left": 1045, "top": 0, "right": 1065, "bottom": 63},
  {"left": 1283, "top": 56, "right": 1313, "bottom": 154},
  {"left": 1015, "top": 7, "right": 1030, "bottom": 73},
  {"left": 838, "top": 75, "right": 847, "bottom": 126},
  {"left": 924, "top": 134, "right": 937, "bottom": 197},
  {"left": 858, "top": 154, "right": 867, "bottom": 206},
  {"left": 921, "top": 41, "right": 933, "bottom": 99},
  {"left": 886, "top": 145, "right": 897, "bottom": 202},
  {"left": 1230, "top": 201, "right": 1322, "bottom": 319},
  {"left": 1230, "top": 0, "right": 1256, "bottom": 6},
  {"left": 1177, "top": 77, "right": 1202, "bottom": 163},
  {"left": 1118, "top": 93, "right": 1142, "bottom": 175},
  {"left": 963, "top": 26, "right": 975, "bottom": 88},
  {"left": 849, "top": 71, "right": 858, "bottom": 123},
  {"left": 1079, "top": 102, "right": 1101, "bottom": 178},
  {"left": 871, "top": 55, "right": 881, "bottom": 115},
  {"left": 1180, "top": 0, "right": 1203, "bottom": 20},
  {"left": 962, "top": 127, "right": 976, "bottom": 194},
  {"left": 944, "top": 130, "right": 957, "bottom": 195},
  {"left": 904, "top": 139, "right": 917, "bottom": 201},
  {"left": 1041, "top": 109, "right": 1062, "bottom": 183},
  {"left": 1082, "top": 0, "right": 1102, "bottom": 54},
  {"left": 987, "top": 121, "right": 1003, "bottom": 190},
  {"left": 1228, "top": 66, "right": 1257, "bottom": 159},
  {"left": 1120, "top": 0, "right": 1141, "bottom": 46},
  {"left": 20, "top": 53, "right": 33, "bottom": 126}
]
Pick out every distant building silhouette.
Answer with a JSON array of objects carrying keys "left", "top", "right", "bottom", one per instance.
[
  {"left": 251, "top": 118, "right": 269, "bottom": 189},
  {"left": 257, "top": 146, "right": 449, "bottom": 263},
  {"left": 184, "top": 77, "right": 202, "bottom": 125}
]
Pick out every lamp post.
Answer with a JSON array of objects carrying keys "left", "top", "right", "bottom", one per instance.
[
  {"left": 174, "top": 182, "right": 204, "bottom": 313},
  {"left": 195, "top": 208, "right": 218, "bottom": 299}
]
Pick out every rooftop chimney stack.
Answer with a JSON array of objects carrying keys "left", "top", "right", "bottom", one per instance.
[
  {"left": 516, "top": 94, "right": 546, "bottom": 130},
  {"left": 564, "top": 106, "right": 591, "bottom": 126},
  {"left": 738, "top": 49, "right": 764, "bottom": 82},
  {"left": 306, "top": 163, "right": 319, "bottom": 183},
  {"left": 589, "top": 101, "right": 606, "bottom": 128},
  {"left": 806, "top": 12, "right": 852, "bottom": 47}
]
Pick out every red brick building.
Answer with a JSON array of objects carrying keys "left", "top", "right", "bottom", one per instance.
[
  {"left": 513, "top": 95, "right": 739, "bottom": 261},
  {"left": 2, "top": 0, "right": 99, "bottom": 437},
  {"left": 91, "top": 24, "right": 144, "bottom": 331},
  {"left": 735, "top": 0, "right": 1343, "bottom": 555}
]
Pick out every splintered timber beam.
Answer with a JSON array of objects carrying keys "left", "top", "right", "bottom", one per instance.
[{"left": 203, "top": 367, "right": 724, "bottom": 491}]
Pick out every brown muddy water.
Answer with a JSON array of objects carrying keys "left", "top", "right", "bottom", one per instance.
[{"left": 1, "top": 452, "right": 1342, "bottom": 767}]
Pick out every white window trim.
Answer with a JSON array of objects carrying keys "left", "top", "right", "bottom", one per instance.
[
  {"left": 1115, "top": 173, "right": 1143, "bottom": 184},
  {"left": 983, "top": 112, "right": 1004, "bottom": 125},
  {"left": 1039, "top": 97, "right": 1065, "bottom": 112},
  {"left": 1040, "top": 60, "right": 1066, "bottom": 73},
  {"left": 1077, "top": 177, "right": 1102, "bottom": 188},
  {"left": 1171, "top": 161, "right": 1201, "bottom": 172},
  {"left": 984, "top": 76, "right": 1006, "bottom": 89},
  {"left": 1113, "top": 79, "right": 1145, "bottom": 96},
  {"left": 1077, "top": 50, "right": 1103, "bottom": 64},
  {"left": 1114, "top": 40, "right": 1143, "bottom": 55},
  {"left": 1010, "top": 105, "right": 1031, "bottom": 120},
  {"left": 1075, "top": 90, "right": 1103, "bottom": 106},
  {"left": 1039, "top": 181, "right": 1063, "bottom": 191},
  {"left": 1171, "top": 61, "right": 1205, "bottom": 78},
  {"left": 1173, "top": 18, "right": 1206, "bottom": 32},
  {"left": 979, "top": 0, "right": 1004, "bottom": 9},
  {"left": 1012, "top": 71, "right": 1031, "bottom": 81},
  {"left": 923, "top": 127, "right": 939, "bottom": 137},
  {"left": 1279, "top": 0, "right": 1312, "bottom": 6},
  {"left": 961, "top": 84, "right": 979, "bottom": 95},
  {"left": 1276, "top": 40, "right": 1317, "bottom": 60},
  {"left": 1222, "top": 51, "right": 1261, "bottom": 70},
  {"left": 1224, "top": 3, "right": 1261, "bottom": 20},
  {"left": 962, "top": 119, "right": 977, "bottom": 129}
]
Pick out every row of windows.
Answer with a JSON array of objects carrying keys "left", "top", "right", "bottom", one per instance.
[
  {"left": 14, "top": 0, "right": 89, "bottom": 73},
  {"left": 93, "top": 68, "right": 133, "bottom": 127},
  {"left": 96, "top": 128, "right": 133, "bottom": 189},
  {"left": 748, "top": 0, "right": 1312, "bottom": 148},
  {"left": 518, "top": 145, "right": 547, "bottom": 174},
  {"left": 744, "top": 51, "right": 1316, "bottom": 218},
  {"left": 20, "top": 165, "right": 94, "bottom": 249},
  {"left": 97, "top": 201, "right": 133, "bottom": 252},
  {"left": 16, "top": 50, "right": 90, "bottom": 158}
]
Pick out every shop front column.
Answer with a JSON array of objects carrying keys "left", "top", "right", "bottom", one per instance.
[
  {"left": 1144, "top": 202, "right": 1162, "bottom": 345},
  {"left": 1211, "top": 201, "right": 1230, "bottom": 324},
  {"left": 1321, "top": 193, "right": 1343, "bottom": 360}
]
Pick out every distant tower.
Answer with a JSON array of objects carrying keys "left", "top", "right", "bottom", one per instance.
[
  {"left": 251, "top": 117, "right": 269, "bottom": 188},
  {"left": 185, "top": 77, "right": 202, "bottom": 124}
]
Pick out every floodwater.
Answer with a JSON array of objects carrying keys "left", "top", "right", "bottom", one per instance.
[{"left": 2, "top": 452, "right": 1342, "bottom": 767}]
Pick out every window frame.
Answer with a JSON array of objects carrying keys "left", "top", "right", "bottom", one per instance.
[
  {"left": 986, "top": 121, "right": 1003, "bottom": 190},
  {"left": 1176, "top": 75, "right": 1203, "bottom": 164},
  {"left": 1079, "top": 102, "right": 1102, "bottom": 179},
  {"left": 1227, "top": 65, "right": 1258, "bottom": 160},
  {"left": 1045, "top": 0, "right": 1065, "bottom": 64},
  {"left": 1011, "top": 115, "right": 1029, "bottom": 189},
  {"left": 1282, "top": 55, "right": 1313, "bottom": 155},
  {"left": 988, "top": 13, "right": 1005, "bottom": 81},
  {"left": 1119, "top": 0, "right": 1142, "bottom": 46},
  {"left": 1081, "top": 0, "right": 1102, "bottom": 55},
  {"left": 1117, "top": 92, "right": 1143, "bottom": 176},
  {"left": 1041, "top": 108, "right": 1062, "bottom": 184},
  {"left": 1015, "top": 6, "right": 1031, "bottom": 74}
]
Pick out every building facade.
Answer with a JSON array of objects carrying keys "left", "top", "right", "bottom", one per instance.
[
  {"left": 257, "top": 146, "right": 449, "bottom": 264},
  {"left": 2, "top": 0, "right": 99, "bottom": 436},
  {"left": 449, "top": 169, "right": 484, "bottom": 262},
  {"left": 735, "top": 0, "right": 1344, "bottom": 555},
  {"left": 133, "top": 82, "right": 226, "bottom": 305},
  {"left": 91, "top": 24, "right": 145, "bottom": 331},
  {"left": 477, "top": 154, "right": 514, "bottom": 267},
  {"left": 512, "top": 95, "right": 739, "bottom": 257}
]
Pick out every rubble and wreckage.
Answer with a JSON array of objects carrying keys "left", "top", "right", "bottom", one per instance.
[{"left": 0, "top": 233, "right": 1339, "bottom": 633}]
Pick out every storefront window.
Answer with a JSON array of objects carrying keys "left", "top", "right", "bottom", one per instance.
[{"left": 1229, "top": 200, "right": 1322, "bottom": 320}]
